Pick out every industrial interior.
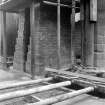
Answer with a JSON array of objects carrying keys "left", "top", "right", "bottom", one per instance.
[{"left": 0, "top": 0, "right": 105, "bottom": 105}]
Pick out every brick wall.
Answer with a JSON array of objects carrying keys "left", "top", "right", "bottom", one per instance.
[
  {"left": 14, "top": 4, "right": 81, "bottom": 75},
  {"left": 40, "top": 4, "right": 81, "bottom": 68},
  {"left": 26, "top": 4, "right": 81, "bottom": 75}
]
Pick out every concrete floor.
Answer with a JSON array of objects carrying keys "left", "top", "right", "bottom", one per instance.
[{"left": 0, "top": 69, "right": 104, "bottom": 105}]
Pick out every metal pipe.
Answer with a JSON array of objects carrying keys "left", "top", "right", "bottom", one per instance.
[
  {"left": 28, "top": 87, "right": 94, "bottom": 105},
  {"left": 43, "top": 1, "right": 70, "bottom": 8},
  {"left": 43, "top": 1, "right": 79, "bottom": 8},
  {"left": 0, "top": 81, "right": 71, "bottom": 102},
  {"left": 0, "top": 77, "right": 53, "bottom": 90}
]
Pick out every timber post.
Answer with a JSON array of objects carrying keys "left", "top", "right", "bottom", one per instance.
[{"left": 70, "top": 0, "right": 75, "bottom": 66}]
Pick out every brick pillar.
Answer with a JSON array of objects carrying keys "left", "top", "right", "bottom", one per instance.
[
  {"left": 30, "top": 2, "right": 45, "bottom": 78},
  {"left": 83, "top": 0, "right": 95, "bottom": 67},
  {"left": 13, "top": 11, "right": 25, "bottom": 71}
]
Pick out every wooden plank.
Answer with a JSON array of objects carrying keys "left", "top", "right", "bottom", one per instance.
[
  {"left": 0, "top": 81, "right": 71, "bottom": 102},
  {"left": 90, "top": 0, "right": 97, "bottom": 22},
  {"left": 28, "top": 87, "right": 94, "bottom": 105}
]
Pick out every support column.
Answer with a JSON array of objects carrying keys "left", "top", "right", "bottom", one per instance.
[
  {"left": 1, "top": 11, "right": 7, "bottom": 70},
  {"left": 80, "top": 0, "right": 85, "bottom": 65},
  {"left": 0, "top": 11, "right": 2, "bottom": 67},
  {"left": 71, "top": 0, "right": 75, "bottom": 66},
  {"left": 13, "top": 11, "right": 25, "bottom": 71},
  {"left": 83, "top": 0, "right": 95, "bottom": 67},
  {"left": 30, "top": 1, "right": 36, "bottom": 79},
  {"left": 30, "top": 1, "right": 41, "bottom": 79}
]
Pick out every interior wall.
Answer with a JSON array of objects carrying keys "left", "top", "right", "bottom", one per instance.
[{"left": 40, "top": 4, "right": 72, "bottom": 68}]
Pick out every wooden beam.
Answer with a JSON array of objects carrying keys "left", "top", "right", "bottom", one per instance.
[
  {"left": 70, "top": 0, "right": 75, "bottom": 65},
  {"left": 80, "top": 0, "right": 85, "bottom": 65},
  {"left": 30, "top": 1, "right": 35, "bottom": 79},
  {"left": 0, "top": 81, "right": 71, "bottom": 102},
  {"left": 28, "top": 87, "right": 94, "bottom": 105},
  {"left": 0, "top": 77, "right": 53, "bottom": 90}
]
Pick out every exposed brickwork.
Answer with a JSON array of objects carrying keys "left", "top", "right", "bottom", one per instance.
[
  {"left": 13, "top": 12, "right": 25, "bottom": 71},
  {"left": 26, "top": 4, "right": 81, "bottom": 75}
]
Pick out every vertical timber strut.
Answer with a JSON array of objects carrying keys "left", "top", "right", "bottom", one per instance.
[
  {"left": 30, "top": 1, "right": 35, "bottom": 79},
  {"left": 57, "top": 0, "right": 61, "bottom": 69},
  {"left": 71, "top": 0, "right": 75, "bottom": 66},
  {"left": 80, "top": 0, "right": 85, "bottom": 65}
]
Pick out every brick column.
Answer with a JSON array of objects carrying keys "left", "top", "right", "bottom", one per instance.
[
  {"left": 13, "top": 11, "right": 25, "bottom": 71},
  {"left": 30, "top": 2, "right": 45, "bottom": 78},
  {"left": 83, "top": 0, "right": 95, "bottom": 67}
]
